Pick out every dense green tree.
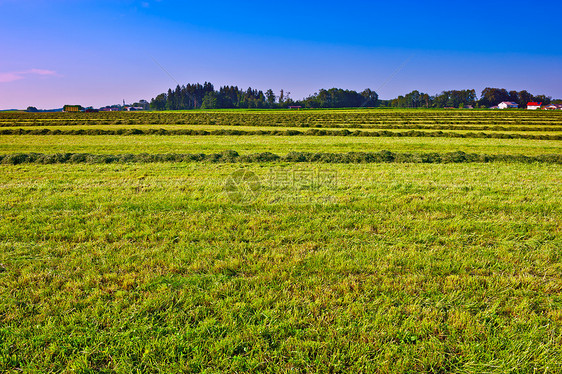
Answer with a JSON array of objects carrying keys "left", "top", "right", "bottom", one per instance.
[
  {"left": 517, "top": 90, "right": 533, "bottom": 107},
  {"left": 301, "top": 88, "right": 371, "bottom": 108},
  {"left": 201, "top": 92, "right": 220, "bottom": 109},
  {"left": 391, "top": 90, "right": 434, "bottom": 108},
  {"left": 265, "top": 89, "right": 276, "bottom": 107},
  {"left": 533, "top": 95, "right": 551, "bottom": 105},
  {"left": 360, "top": 89, "right": 379, "bottom": 107},
  {"left": 508, "top": 90, "right": 519, "bottom": 103},
  {"left": 432, "top": 90, "right": 476, "bottom": 108},
  {"left": 421, "top": 93, "right": 432, "bottom": 108},
  {"left": 150, "top": 94, "right": 167, "bottom": 110},
  {"left": 479, "top": 88, "right": 510, "bottom": 107}
]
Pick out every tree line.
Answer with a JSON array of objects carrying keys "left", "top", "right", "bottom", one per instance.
[
  {"left": 150, "top": 83, "right": 276, "bottom": 110},
  {"left": 149, "top": 83, "right": 380, "bottom": 110},
  {"left": 150, "top": 83, "right": 556, "bottom": 110},
  {"left": 386, "top": 88, "right": 554, "bottom": 109}
]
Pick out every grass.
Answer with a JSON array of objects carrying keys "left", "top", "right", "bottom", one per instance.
[
  {"left": 1, "top": 162, "right": 561, "bottom": 372},
  {"left": 2, "top": 110, "right": 562, "bottom": 128},
  {"left": 1, "top": 135, "right": 562, "bottom": 156},
  {"left": 4, "top": 123, "right": 562, "bottom": 133},
  {"left": 1, "top": 109, "right": 561, "bottom": 372}
]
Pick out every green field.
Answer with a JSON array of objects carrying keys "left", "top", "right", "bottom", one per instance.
[
  {"left": 2, "top": 135, "right": 562, "bottom": 157},
  {"left": 1, "top": 110, "right": 561, "bottom": 372}
]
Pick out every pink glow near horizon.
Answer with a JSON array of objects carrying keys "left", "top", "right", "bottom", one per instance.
[{"left": 0, "top": 69, "right": 58, "bottom": 83}]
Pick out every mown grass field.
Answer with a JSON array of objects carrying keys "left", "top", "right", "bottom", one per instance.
[
  {"left": 1, "top": 109, "right": 561, "bottom": 372},
  {"left": 2, "top": 135, "right": 562, "bottom": 156}
]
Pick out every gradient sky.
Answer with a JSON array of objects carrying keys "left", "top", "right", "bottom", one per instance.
[{"left": 1, "top": 0, "right": 561, "bottom": 109}]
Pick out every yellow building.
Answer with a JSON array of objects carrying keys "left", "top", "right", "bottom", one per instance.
[{"left": 63, "top": 105, "right": 82, "bottom": 112}]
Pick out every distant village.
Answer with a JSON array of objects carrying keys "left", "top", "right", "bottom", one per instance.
[
  {"left": 491, "top": 102, "right": 562, "bottom": 110},
  {"left": 62, "top": 100, "right": 150, "bottom": 113}
]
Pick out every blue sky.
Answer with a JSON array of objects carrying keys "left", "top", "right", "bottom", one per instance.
[{"left": 1, "top": 0, "right": 561, "bottom": 109}]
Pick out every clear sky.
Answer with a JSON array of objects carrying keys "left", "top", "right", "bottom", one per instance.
[{"left": 1, "top": 0, "right": 561, "bottom": 109}]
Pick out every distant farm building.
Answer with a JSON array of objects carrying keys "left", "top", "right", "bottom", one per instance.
[
  {"left": 63, "top": 105, "right": 82, "bottom": 113},
  {"left": 288, "top": 106, "right": 302, "bottom": 110},
  {"left": 527, "top": 102, "right": 542, "bottom": 110},
  {"left": 544, "top": 104, "right": 562, "bottom": 110},
  {"left": 498, "top": 101, "right": 518, "bottom": 109}
]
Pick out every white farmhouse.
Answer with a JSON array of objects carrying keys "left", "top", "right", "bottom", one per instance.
[
  {"left": 527, "top": 102, "right": 542, "bottom": 110},
  {"left": 498, "top": 101, "right": 519, "bottom": 109}
]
